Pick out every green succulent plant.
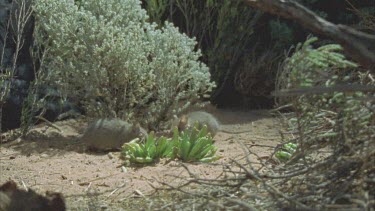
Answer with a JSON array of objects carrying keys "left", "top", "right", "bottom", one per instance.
[
  {"left": 121, "top": 124, "right": 221, "bottom": 164},
  {"left": 275, "top": 142, "right": 297, "bottom": 162},
  {"left": 122, "top": 131, "right": 176, "bottom": 163},
  {"left": 176, "top": 123, "right": 222, "bottom": 163}
]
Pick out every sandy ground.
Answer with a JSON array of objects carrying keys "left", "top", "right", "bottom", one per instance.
[{"left": 0, "top": 109, "right": 283, "bottom": 210}]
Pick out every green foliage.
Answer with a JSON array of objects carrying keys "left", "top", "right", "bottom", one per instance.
[
  {"left": 283, "top": 37, "right": 365, "bottom": 143},
  {"left": 204, "top": 1, "right": 258, "bottom": 86},
  {"left": 143, "top": 0, "right": 373, "bottom": 105},
  {"left": 20, "top": 88, "right": 37, "bottom": 136},
  {"left": 1, "top": 0, "right": 34, "bottom": 134},
  {"left": 121, "top": 125, "right": 221, "bottom": 164},
  {"left": 286, "top": 37, "right": 357, "bottom": 89},
  {"left": 32, "top": 0, "right": 215, "bottom": 128},
  {"left": 143, "top": 0, "right": 259, "bottom": 97},
  {"left": 355, "top": 6, "right": 375, "bottom": 31},
  {"left": 0, "top": 69, "right": 12, "bottom": 134},
  {"left": 276, "top": 36, "right": 374, "bottom": 207},
  {"left": 0, "top": 69, "right": 12, "bottom": 105},
  {"left": 269, "top": 20, "right": 294, "bottom": 50},
  {"left": 143, "top": 0, "right": 169, "bottom": 26}
]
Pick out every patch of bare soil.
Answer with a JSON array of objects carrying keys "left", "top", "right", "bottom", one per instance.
[{"left": 0, "top": 109, "right": 283, "bottom": 210}]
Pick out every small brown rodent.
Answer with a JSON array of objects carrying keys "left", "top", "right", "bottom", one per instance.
[
  {"left": 175, "top": 111, "right": 220, "bottom": 137},
  {"left": 81, "top": 119, "right": 148, "bottom": 151},
  {"left": 174, "top": 111, "right": 252, "bottom": 137}
]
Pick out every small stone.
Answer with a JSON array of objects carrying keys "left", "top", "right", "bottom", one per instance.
[
  {"left": 121, "top": 166, "right": 127, "bottom": 173},
  {"left": 40, "top": 153, "right": 49, "bottom": 158},
  {"left": 123, "top": 160, "right": 130, "bottom": 166},
  {"left": 107, "top": 153, "right": 114, "bottom": 159}
]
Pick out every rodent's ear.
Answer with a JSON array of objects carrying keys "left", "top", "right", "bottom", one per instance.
[
  {"left": 181, "top": 115, "right": 188, "bottom": 123},
  {"left": 132, "top": 123, "right": 140, "bottom": 131},
  {"left": 178, "top": 115, "right": 188, "bottom": 129},
  {"left": 134, "top": 123, "right": 141, "bottom": 128},
  {"left": 133, "top": 123, "right": 148, "bottom": 138},
  {"left": 170, "top": 115, "right": 179, "bottom": 128}
]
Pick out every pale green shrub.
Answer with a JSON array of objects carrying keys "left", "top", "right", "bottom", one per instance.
[{"left": 32, "top": 0, "right": 215, "bottom": 128}]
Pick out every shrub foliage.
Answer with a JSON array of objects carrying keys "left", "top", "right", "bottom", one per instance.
[{"left": 32, "top": 0, "right": 215, "bottom": 128}]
